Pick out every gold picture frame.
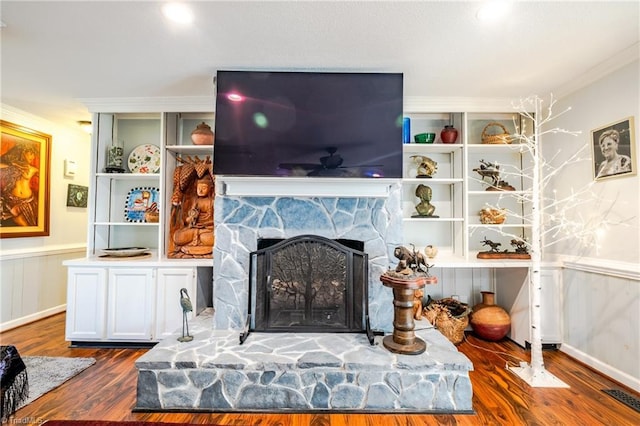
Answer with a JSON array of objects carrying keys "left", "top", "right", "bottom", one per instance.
[
  {"left": 1, "top": 120, "right": 51, "bottom": 238},
  {"left": 592, "top": 116, "right": 636, "bottom": 181}
]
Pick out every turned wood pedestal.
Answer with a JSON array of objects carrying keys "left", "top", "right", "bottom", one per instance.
[{"left": 380, "top": 274, "right": 435, "bottom": 355}]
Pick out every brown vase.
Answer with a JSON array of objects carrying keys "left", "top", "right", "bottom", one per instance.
[
  {"left": 440, "top": 125, "right": 458, "bottom": 143},
  {"left": 470, "top": 291, "right": 510, "bottom": 341},
  {"left": 191, "top": 122, "right": 214, "bottom": 145}
]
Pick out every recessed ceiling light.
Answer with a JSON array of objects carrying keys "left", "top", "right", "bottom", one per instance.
[
  {"left": 162, "top": 2, "right": 194, "bottom": 25},
  {"left": 476, "top": 1, "right": 510, "bottom": 23}
]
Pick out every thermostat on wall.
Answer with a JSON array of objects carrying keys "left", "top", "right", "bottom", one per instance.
[{"left": 64, "top": 159, "right": 77, "bottom": 177}]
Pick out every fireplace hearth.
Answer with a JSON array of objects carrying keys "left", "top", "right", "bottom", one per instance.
[
  {"left": 134, "top": 183, "right": 474, "bottom": 413},
  {"left": 241, "top": 235, "right": 374, "bottom": 344}
]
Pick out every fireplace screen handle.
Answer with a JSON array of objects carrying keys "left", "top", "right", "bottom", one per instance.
[{"left": 266, "top": 275, "right": 272, "bottom": 293}]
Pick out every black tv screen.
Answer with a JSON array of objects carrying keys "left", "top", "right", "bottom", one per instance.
[{"left": 213, "top": 71, "right": 403, "bottom": 178}]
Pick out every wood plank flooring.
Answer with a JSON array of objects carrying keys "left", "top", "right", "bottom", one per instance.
[{"left": 1, "top": 313, "right": 639, "bottom": 425}]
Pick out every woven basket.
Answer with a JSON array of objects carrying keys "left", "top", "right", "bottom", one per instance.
[
  {"left": 479, "top": 208, "right": 507, "bottom": 224},
  {"left": 423, "top": 298, "right": 471, "bottom": 344},
  {"left": 481, "top": 122, "right": 512, "bottom": 144}
]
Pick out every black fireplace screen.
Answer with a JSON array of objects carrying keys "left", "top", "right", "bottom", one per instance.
[{"left": 242, "top": 235, "right": 372, "bottom": 343}]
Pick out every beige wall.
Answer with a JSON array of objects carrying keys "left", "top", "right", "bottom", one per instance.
[{"left": 1, "top": 104, "right": 91, "bottom": 329}]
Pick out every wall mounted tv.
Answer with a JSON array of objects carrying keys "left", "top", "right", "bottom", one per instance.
[{"left": 213, "top": 70, "right": 403, "bottom": 178}]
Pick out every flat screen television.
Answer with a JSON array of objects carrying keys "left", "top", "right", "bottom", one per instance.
[{"left": 213, "top": 70, "right": 403, "bottom": 178}]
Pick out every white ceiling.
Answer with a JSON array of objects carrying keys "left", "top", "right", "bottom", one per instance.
[{"left": 1, "top": 1, "right": 639, "bottom": 129}]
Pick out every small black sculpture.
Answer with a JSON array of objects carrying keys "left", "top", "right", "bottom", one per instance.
[
  {"left": 178, "top": 288, "right": 194, "bottom": 342},
  {"left": 510, "top": 238, "right": 530, "bottom": 254},
  {"left": 481, "top": 237, "right": 503, "bottom": 253},
  {"left": 393, "top": 244, "right": 432, "bottom": 276},
  {"left": 473, "top": 159, "right": 515, "bottom": 191}
]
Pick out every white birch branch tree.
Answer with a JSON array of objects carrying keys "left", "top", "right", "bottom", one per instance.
[{"left": 476, "top": 94, "right": 630, "bottom": 386}]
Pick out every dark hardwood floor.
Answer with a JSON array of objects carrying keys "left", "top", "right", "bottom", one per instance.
[{"left": 1, "top": 313, "right": 639, "bottom": 425}]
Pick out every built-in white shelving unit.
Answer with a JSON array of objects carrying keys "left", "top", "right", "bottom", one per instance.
[
  {"left": 64, "top": 103, "right": 215, "bottom": 345},
  {"left": 400, "top": 110, "right": 534, "bottom": 264}
]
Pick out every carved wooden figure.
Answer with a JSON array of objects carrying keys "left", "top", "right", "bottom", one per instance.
[
  {"left": 413, "top": 288, "right": 424, "bottom": 320},
  {"left": 168, "top": 155, "right": 214, "bottom": 258}
]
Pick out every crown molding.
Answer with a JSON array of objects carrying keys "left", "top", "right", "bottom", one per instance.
[
  {"left": 554, "top": 42, "right": 639, "bottom": 99},
  {"left": 403, "top": 96, "right": 518, "bottom": 113},
  {"left": 78, "top": 95, "right": 520, "bottom": 115},
  {"left": 77, "top": 96, "right": 215, "bottom": 113}
]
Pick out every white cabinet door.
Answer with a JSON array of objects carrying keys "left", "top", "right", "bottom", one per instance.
[
  {"left": 499, "top": 267, "right": 562, "bottom": 346},
  {"left": 539, "top": 268, "right": 562, "bottom": 344},
  {"left": 155, "top": 268, "right": 196, "bottom": 340},
  {"left": 106, "top": 268, "right": 155, "bottom": 341},
  {"left": 65, "top": 267, "right": 107, "bottom": 340}
]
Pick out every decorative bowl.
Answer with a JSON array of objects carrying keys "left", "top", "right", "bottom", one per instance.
[
  {"left": 101, "top": 247, "right": 149, "bottom": 257},
  {"left": 415, "top": 133, "right": 436, "bottom": 143}
]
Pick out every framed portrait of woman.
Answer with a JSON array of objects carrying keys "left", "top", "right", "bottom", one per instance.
[
  {"left": 0, "top": 120, "right": 51, "bottom": 238},
  {"left": 591, "top": 116, "right": 636, "bottom": 181}
]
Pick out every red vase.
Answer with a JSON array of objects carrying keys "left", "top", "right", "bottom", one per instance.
[
  {"left": 441, "top": 125, "right": 458, "bottom": 144},
  {"left": 470, "top": 291, "right": 510, "bottom": 341}
]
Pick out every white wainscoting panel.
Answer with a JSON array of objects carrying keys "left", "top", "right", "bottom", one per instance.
[
  {"left": 0, "top": 249, "right": 85, "bottom": 331},
  {"left": 561, "top": 262, "right": 639, "bottom": 392}
]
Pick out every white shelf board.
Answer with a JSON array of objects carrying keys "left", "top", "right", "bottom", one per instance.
[
  {"left": 424, "top": 255, "right": 533, "bottom": 268},
  {"left": 466, "top": 143, "right": 529, "bottom": 153},
  {"left": 165, "top": 145, "right": 214, "bottom": 154},
  {"left": 403, "top": 143, "right": 463, "bottom": 153},
  {"left": 468, "top": 190, "right": 531, "bottom": 196},
  {"left": 95, "top": 173, "right": 160, "bottom": 179},
  {"left": 467, "top": 224, "right": 532, "bottom": 228},
  {"left": 403, "top": 217, "right": 464, "bottom": 222},
  {"left": 63, "top": 251, "right": 213, "bottom": 268},
  {"left": 403, "top": 178, "right": 463, "bottom": 184},
  {"left": 93, "top": 222, "right": 161, "bottom": 226}
]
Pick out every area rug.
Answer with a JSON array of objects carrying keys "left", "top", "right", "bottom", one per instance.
[{"left": 20, "top": 356, "right": 96, "bottom": 408}]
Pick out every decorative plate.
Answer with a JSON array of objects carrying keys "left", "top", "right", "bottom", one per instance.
[
  {"left": 128, "top": 144, "right": 161, "bottom": 173},
  {"left": 101, "top": 247, "right": 149, "bottom": 257},
  {"left": 124, "top": 187, "right": 159, "bottom": 222}
]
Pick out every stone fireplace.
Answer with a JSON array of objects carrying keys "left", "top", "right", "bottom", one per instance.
[
  {"left": 211, "top": 179, "right": 404, "bottom": 333},
  {"left": 134, "top": 179, "right": 474, "bottom": 413}
]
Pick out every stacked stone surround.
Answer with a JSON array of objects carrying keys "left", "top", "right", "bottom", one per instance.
[
  {"left": 136, "top": 310, "right": 474, "bottom": 412},
  {"left": 212, "top": 184, "right": 403, "bottom": 332}
]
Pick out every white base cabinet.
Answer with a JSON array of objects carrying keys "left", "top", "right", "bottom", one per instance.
[{"left": 65, "top": 265, "right": 197, "bottom": 344}]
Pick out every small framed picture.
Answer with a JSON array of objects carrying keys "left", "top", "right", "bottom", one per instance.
[
  {"left": 66, "top": 184, "right": 88, "bottom": 208},
  {"left": 591, "top": 116, "right": 636, "bottom": 181}
]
